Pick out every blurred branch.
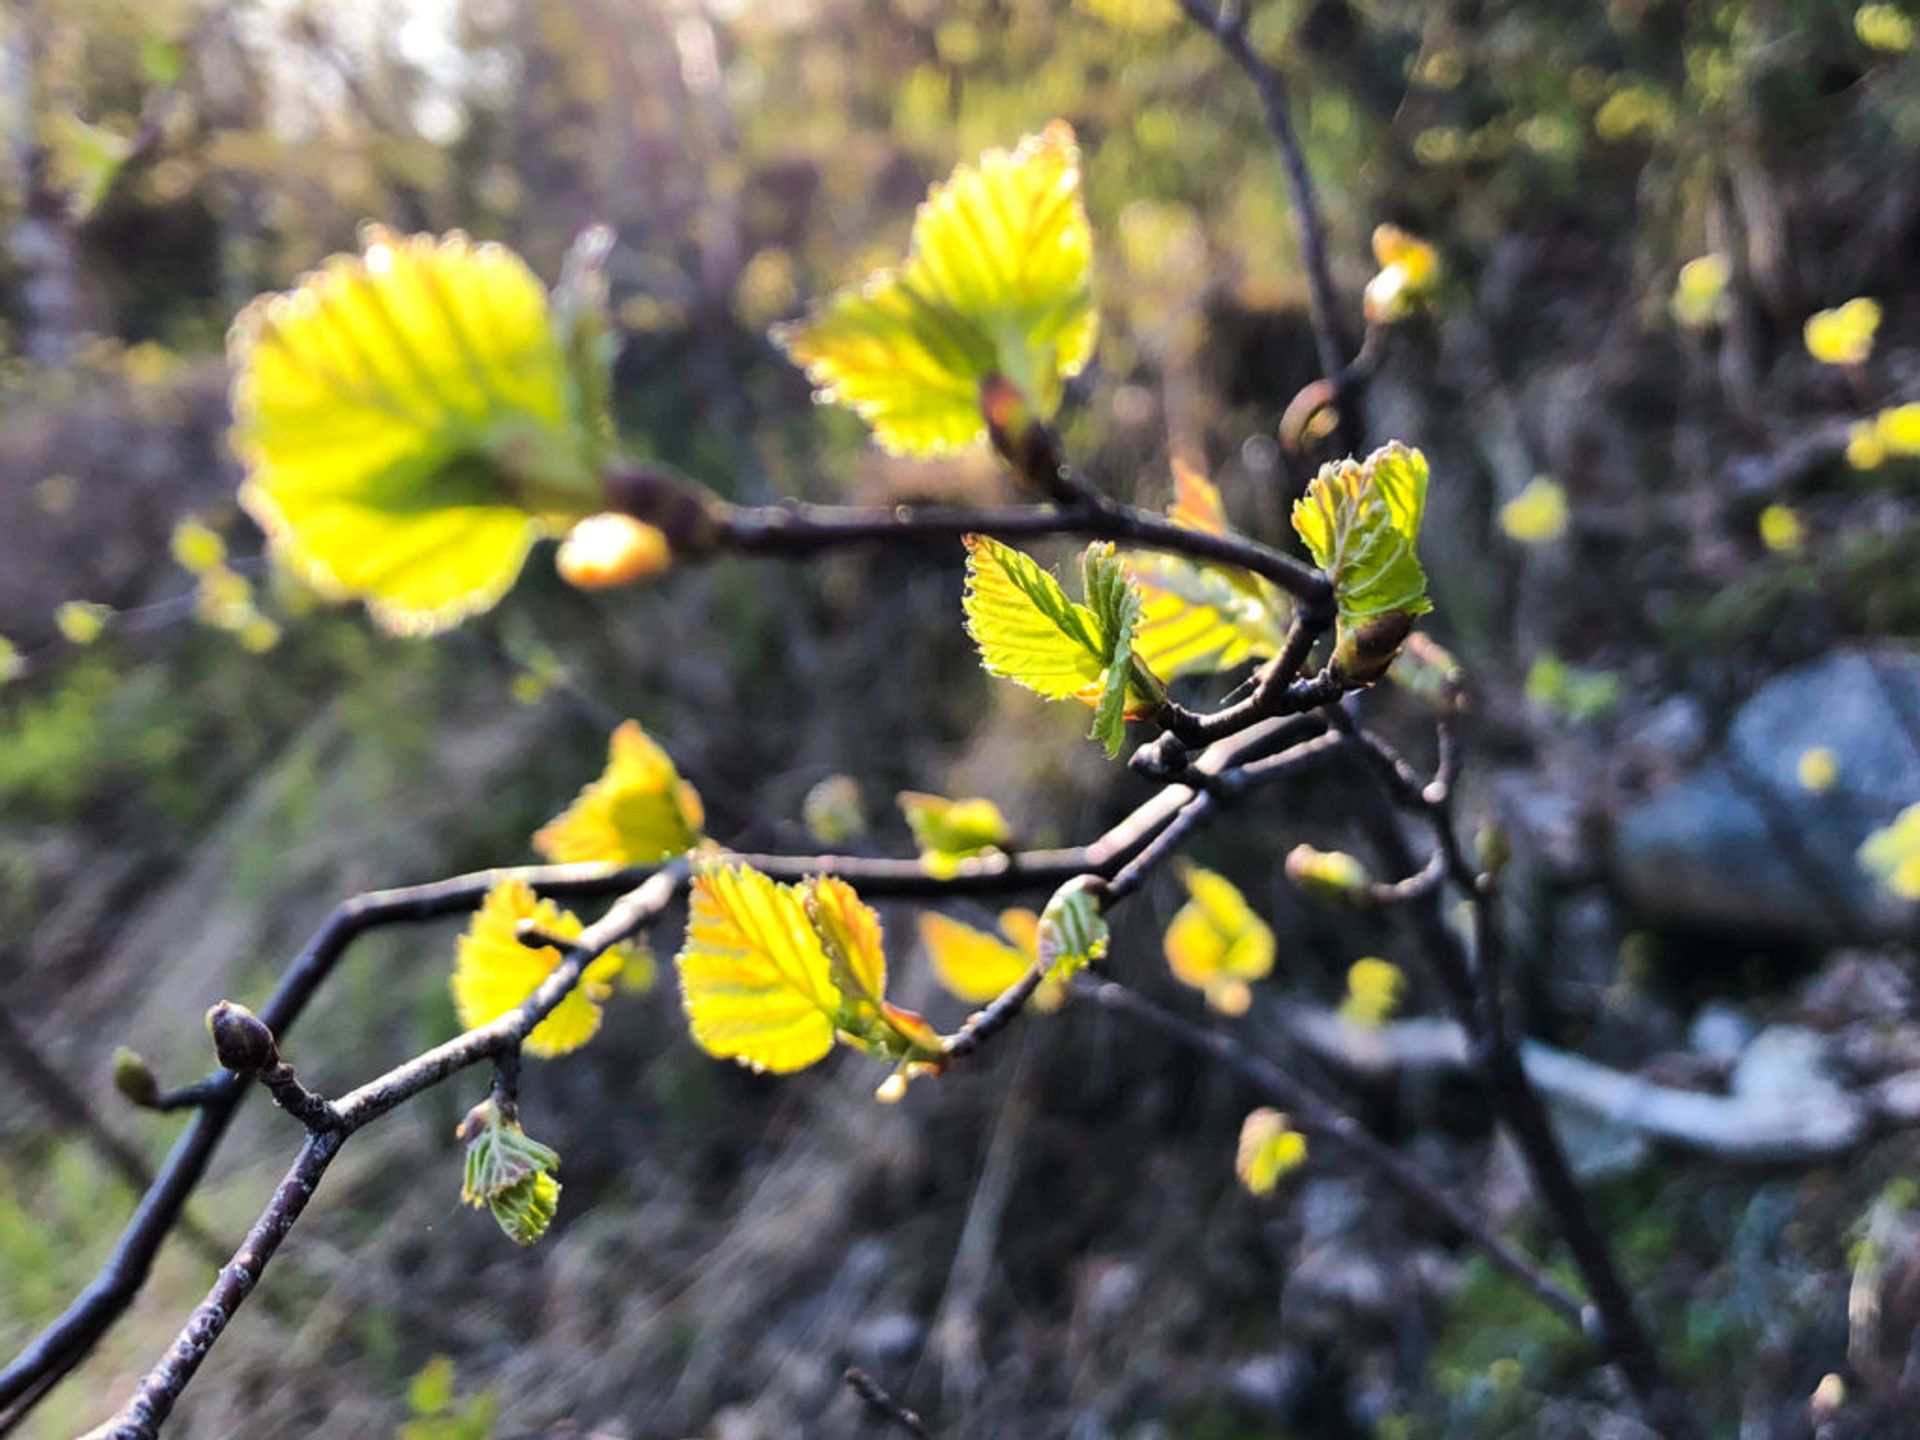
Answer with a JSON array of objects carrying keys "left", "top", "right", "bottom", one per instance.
[
  {"left": 1176, "top": 0, "right": 1358, "bottom": 455},
  {"left": 845, "top": 1367, "right": 934, "bottom": 1440}
]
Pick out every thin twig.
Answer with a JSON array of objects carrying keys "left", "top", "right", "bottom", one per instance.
[
  {"left": 1076, "top": 977, "right": 1585, "bottom": 1327},
  {"left": 845, "top": 1366, "right": 934, "bottom": 1439}
]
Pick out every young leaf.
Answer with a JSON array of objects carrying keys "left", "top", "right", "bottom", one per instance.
[
  {"left": 1236, "top": 1107, "right": 1308, "bottom": 1197},
  {"left": 533, "top": 720, "right": 705, "bottom": 864},
  {"left": 232, "top": 228, "right": 608, "bottom": 635},
  {"left": 1804, "top": 297, "right": 1880, "bottom": 367},
  {"left": 1498, "top": 476, "right": 1569, "bottom": 545},
  {"left": 775, "top": 122, "right": 1095, "bottom": 456},
  {"left": 962, "top": 536, "right": 1157, "bottom": 753},
  {"left": 451, "top": 880, "right": 630, "bottom": 1058},
  {"left": 1127, "top": 464, "right": 1289, "bottom": 680},
  {"left": 919, "top": 908, "right": 1066, "bottom": 1011},
  {"left": 1292, "top": 442, "right": 1432, "bottom": 624},
  {"left": 459, "top": 1100, "right": 563, "bottom": 1246},
  {"left": 806, "top": 876, "right": 943, "bottom": 1063},
  {"left": 1163, "top": 863, "right": 1275, "bottom": 1016},
  {"left": 899, "top": 791, "right": 1014, "bottom": 877},
  {"left": 676, "top": 863, "right": 843, "bottom": 1073},
  {"left": 1036, "top": 876, "right": 1109, "bottom": 982}
]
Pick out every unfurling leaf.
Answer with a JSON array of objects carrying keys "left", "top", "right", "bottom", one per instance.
[
  {"left": 232, "top": 228, "right": 610, "bottom": 635},
  {"left": 900, "top": 791, "right": 1014, "bottom": 877},
  {"left": 674, "top": 863, "right": 945, "bottom": 1078},
  {"left": 1236, "top": 1107, "right": 1308, "bottom": 1196},
  {"left": 919, "top": 908, "right": 1065, "bottom": 1011},
  {"left": 1341, "top": 957, "right": 1405, "bottom": 1028},
  {"left": 1163, "top": 863, "right": 1275, "bottom": 1015},
  {"left": 1804, "top": 297, "right": 1880, "bottom": 367},
  {"left": 459, "top": 1100, "right": 562, "bottom": 1246},
  {"left": 962, "top": 536, "right": 1160, "bottom": 754},
  {"left": 1292, "top": 442, "right": 1431, "bottom": 680},
  {"left": 1036, "top": 876, "right": 1109, "bottom": 983},
  {"left": 1861, "top": 803, "right": 1920, "bottom": 900},
  {"left": 533, "top": 720, "right": 705, "bottom": 864},
  {"left": 775, "top": 122, "right": 1095, "bottom": 456},
  {"left": 1127, "top": 464, "right": 1289, "bottom": 680},
  {"left": 451, "top": 879, "right": 632, "bottom": 1058}
]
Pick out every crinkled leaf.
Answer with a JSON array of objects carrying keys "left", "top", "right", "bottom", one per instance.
[
  {"left": 1163, "top": 863, "right": 1275, "bottom": 1016},
  {"left": 461, "top": 1105, "right": 563, "bottom": 1246},
  {"left": 533, "top": 719, "right": 705, "bottom": 864},
  {"left": 1236, "top": 1107, "right": 1307, "bottom": 1197},
  {"left": 1292, "top": 442, "right": 1432, "bottom": 629},
  {"left": 451, "top": 879, "right": 628, "bottom": 1058},
  {"left": 1036, "top": 876, "right": 1108, "bottom": 982},
  {"left": 676, "top": 863, "right": 842, "bottom": 1073},
  {"left": 899, "top": 791, "right": 1013, "bottom": 877},
  {"left": 775, "top": 122, "right": 1095, "bottom": 455},
  {"left": 1082, "top": 545, "right": 1143, "bottom": 756},
  {"left": 962, "top": 534, "right": 1106, "bottom": 698},
  {"left": 232, "top": 228, "right": 606, "bottom": 635}
]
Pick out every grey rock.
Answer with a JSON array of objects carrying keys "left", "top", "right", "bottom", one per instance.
[
  {"left": 1611, "top": 648, "right": 1920, "bottom": 941},
  {"left": 1731, "top": 1025, "right": 1842, "bottom": 1102},
  {"left": 1689, "top": 1002, "right": 1755, "bottom": 1068}
]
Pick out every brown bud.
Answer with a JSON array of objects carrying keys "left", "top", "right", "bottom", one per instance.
[
  {"left": 205, "top": 1000, "right": 278, "bottom": 1075},
  {"left": 111, "top": 1047, "right": 162, "bottom": 1108},
  {"left": 980, "top": 375, "right": 1071, "bottom": 500},
  {"left": 1332, "top": 611, "right": 1417, "bottom": 686}
]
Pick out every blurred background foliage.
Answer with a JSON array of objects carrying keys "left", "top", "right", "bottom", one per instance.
[{"left": 2, "top": 2, "right": 1919, "bottom": 1437}]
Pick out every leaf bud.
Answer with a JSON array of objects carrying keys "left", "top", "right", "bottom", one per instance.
[
  {"left": 1284, "top": 844, "right": 1376, "bottom": 908},
  {"left": 205, "top": 1000, "right": 279, "bottom": 1075},
  {"left": 111, "top": 1047, "right": 162, "bottom": 1108},
  {"left": 556, "top": 513, "right": 673, "bottom": 590}
]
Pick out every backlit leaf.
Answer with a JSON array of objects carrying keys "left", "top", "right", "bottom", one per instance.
[
  {"left": 775, "top": 122, "right": 1095, "bottom": 456},
  {"left": 451, "top": 879, "right": 629, "bottom": 1059},
  {"left": 1163, "top": 863, "right": 1275, "bottom": 1015},
  {"left": 1292, "top": 442, "right": 1433, "bottom": 631},
  {"left": 676, "top": 863, "right": 842, "bottom": 1073},
  {"left": 899, "top": 791, "right": 1014, "bottom": 877},
  {"left": 1363, "top": 224, "right": 1442, "bottom": 325},
  {"left": 533, "top": 720, "right": 705, "bottom": 864},
  {"left": 918, "top": 908, "right": 1065, "bottom": 1013},
  {"left": 1236, "top": 1107, "right": 1308, "bottom": 1197},
  {"left": 1672, "top": 254, "right": 1730, "bottom": 330},
  {"left": 232, "top": 228, "right": 607, "bottom": 635}
]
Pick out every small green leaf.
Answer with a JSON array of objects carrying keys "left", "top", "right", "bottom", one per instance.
[
  {"left": 460, "top": 1101, "right": 562, "bottom": 1246},
  {"left": 1036, "top": 876, "right": 1109, "bottom": 982},
  {"left": 1237, "top": 1107, "right": 1307, "bottom": 1196},
  {"left": 1292, "top": 442, "right": 1433, "bottom": 627},
  {"left": 1084, "top": 546, "right": 1141, "bottom": 757}
]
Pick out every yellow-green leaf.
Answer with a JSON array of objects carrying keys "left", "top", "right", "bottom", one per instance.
[
  {"left": 918, "top": 908, "right": 1065, "bottom": 1012},
  {"left": 1498, "top": 477, "right": 1569, "bottom": 545},
  {"left": 460, "top": 1102, "right": 564, "bottom": 1246},
  {"left": 1127, "top": 464, "right": 1288, "bottom": 680},
  {"left": 962, "top": 533, "right": 1106, "bottom": 698},
  {"left": 1340, "top": 957, "right": 1404, "bottom": 1028},
  {"left": 1797, "top": 746, "right": 1839, "bottom": 794},
  {"left": 676, "top": 863, "right": 843, "bottom": 1073},
  {"left": 451, "top": 879, "right": 627, "bottom": 1059},
  {"left": 0, "top": 637, "right": 24, "bottom": 686},
  {"left": 1759, "top": 503, "right": 1804, "bottom": 554},
  {"left": 1363, "top": 224, "right": 1442, "bottom": 325},
  {"left": 54, "top": 601, "right": 112, "bottom": 646},
  {"left": 1857, "top": 3, "right": 1916, "bottom": 51},
  {"left": 1237, "top": 1107, "right": 1308, "bottom": 1197},
  {"left": 170, "top": 516, "right": 227, "bottom": 574},
  {"left": 232, "top": 228, "right": 607, "bottom": 635},
  {"left": 1861, "top": 803, "right": 1920, "bottom": 900},
  {"left": 1163, "top": 863, "right": 1275, "bottom": 1015},
  {"left": 1672, "top": 254, "right": 1731, "bottom": 330},
  {"left": 533, "top": 720, "right": 705, "bottom": 864},
  {"left": 1292, "top": 441, "right": 1433, "bottom": 631},
  {"left": 1804, "top": 297, "right": 1880, "bottom": 366},
  {"left": 899, "top": 791, "right": 1013, "bottom": 877},
  {"left": 802, "top": 775, "right": 867, "bottom": 846},
  {"left": 775, "top": 122, "right": 1095, "bottom": 456}
]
